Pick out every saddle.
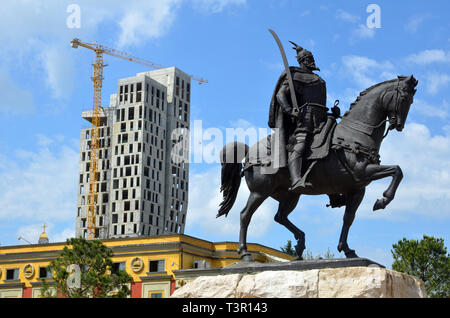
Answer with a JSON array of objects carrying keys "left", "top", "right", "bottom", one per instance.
[{"left": 305, "top": 115, "right": 337, "bottom": 161}]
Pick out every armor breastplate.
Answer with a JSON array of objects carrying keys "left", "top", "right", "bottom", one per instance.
[
  {"left": 292, "top": 72, "right": 327, "bottom": 107},
  {"left": 291, "top": 70, "right": 328, "bottom": 133}
]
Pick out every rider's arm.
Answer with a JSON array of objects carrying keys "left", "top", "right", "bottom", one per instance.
[{"left": 276, "top": 82, "right": 294, "bottom": 115}]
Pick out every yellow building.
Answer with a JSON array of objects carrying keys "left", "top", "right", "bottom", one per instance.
[{"left": 0, "top": 233, "right": 293, "bottom": 298}]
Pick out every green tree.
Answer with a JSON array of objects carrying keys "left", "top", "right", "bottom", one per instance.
[
  {"left": 303, "top": 247, "right": 335, "bottom": 260},
  {"left": 41, "top": 238, "right": 132, "bottom": 298},
  {"left": 281, "top": 241, "right": 335, "bottom": 260},
  {"left": 391, "top": 235, "right": 449, "bottom": 298},
  {"left": 281, "top": 240, "right": 297, "bottom": 257}
]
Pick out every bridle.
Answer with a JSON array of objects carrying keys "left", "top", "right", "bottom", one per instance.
[
  {"left": 383, "top": 79, "right": 403, "bottom": 140},
  {"left": 340, "top": 79, "right": 404, "bottom": 140}
]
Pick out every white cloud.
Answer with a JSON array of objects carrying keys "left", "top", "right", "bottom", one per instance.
[
  {"left": 36, "top": 134, "right": 54, "bottom": 147},
  {"left": 354, "top": 246, "right": 393, "bottom": 267},
  {"left": 299, "top": 10, "right": 311, "bottom": 17},
  {"left": 192, "top": 0, "right": 247, "bottom": 14},
  {"left": 229, "top": 118, "right": 254, "bottom": 129},
  {"left": 405, "top": 49, "right": 450, "bottom": 65},
  {"left": 16, "top": 223, "right": 74, "bottom": 244},
  {"left": 336, "top": 9, "right": 360, "bottom": 24},
  {"left": 51, "top": 228, "right": 75, "bottom": 243},
  {"left": 341, "top": 55, "right": 394, "bottom": 88},
  {"left": 0, "top": 0, "right": 246, "bottom": 103},
  {"left": 117, "top": 0, "right": 181, "bottom": 48},
  {"left": 404, "top": 13, "right": 431, "bottom": 34},
  {"left": 0, "top": 68, "right": 34, "bottom": 115},
  {"left": 17, "top": 224, "right": 43, "bottom": 245},
  {"left": 352, "top": 24, "right": 376, "bottom": 40},
  {"left": 0, "top": 135, "right": 78, "bottom": 222},
  {"left": 334, "top": 9, "right": 375, "bottom": 43},
  {"left": 412, "top": 98, "right": 449, "bottom": 119},
  {"left": 361, "top": 122, "right": 450, "bottom": 220},
  {"left": 187, "top": 167, "right": 275, "bottom": 239},
  {"left": 425, "top": 72, "right": 450, "bottom": 95},
  {"left": 39, "top": 44, "right": 76, "bottom": 99}
]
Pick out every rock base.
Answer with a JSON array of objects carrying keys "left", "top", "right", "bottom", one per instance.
[{"left": 172, "top": 267, "right": 426, "bottom": 298}]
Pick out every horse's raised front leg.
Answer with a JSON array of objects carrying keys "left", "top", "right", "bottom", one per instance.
[
  {"left": 338, "top": 188, "right": 365, "bottom": 258},
  {"left": 238, "top": 192, "right": 267, "bottom": 262},
  {"left": 364, "top": 164, "right": 403, "bottom": 211}
]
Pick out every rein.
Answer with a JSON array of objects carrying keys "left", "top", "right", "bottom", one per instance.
[
  {"left": 333, "top": 79, "right": 405, "bottom": 164},
  {"left": 340, "top": 79, "right": 401, "bottom": 141}
]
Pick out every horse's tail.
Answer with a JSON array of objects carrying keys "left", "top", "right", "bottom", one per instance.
[{"left": 217, "top": 141, "right": 249, "bottom": 218}]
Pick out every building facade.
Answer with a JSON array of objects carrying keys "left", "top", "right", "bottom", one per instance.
[
  {"left": 0, "top": 235, "right": 293, "bottom": 298},
  {"left": 76, "top": 67, "right": 191, "bottom": 240}
]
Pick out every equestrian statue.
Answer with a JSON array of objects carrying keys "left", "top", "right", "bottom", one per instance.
[{"left": 217, "top": 30, "right": 418, "bottom": 262}]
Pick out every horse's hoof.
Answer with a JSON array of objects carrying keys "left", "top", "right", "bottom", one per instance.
[
  {"left": 373, "top": 198, "right": 386, "bottom": 211},
  {"left": 345, "top": 250, "right": 358, "bottom": 258},
  {"left": 241, "top": 253, "right": 255, "bottom": 263}
]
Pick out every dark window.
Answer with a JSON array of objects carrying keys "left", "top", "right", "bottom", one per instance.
[
  {"left": 111, "top": 262, "right": 126, "bottom": 274},
  {"left": 128, "top": 107, "right": 134, "bottom": 120},
  {"left": 39, "top": 267, "right": 52, "bottom": 279},
  {"left": 6, "top": 268, "right": 19, "bottom": 281},
  {"left": 149, "top": 260, "right": 165, "bottom": 273}
]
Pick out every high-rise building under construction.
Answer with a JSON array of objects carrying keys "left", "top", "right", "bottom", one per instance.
[{"left": 76, "top": 67, "right": 190, "bottom": 239}]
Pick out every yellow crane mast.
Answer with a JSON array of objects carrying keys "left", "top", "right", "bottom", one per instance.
[{"left": 71, "top": 38, "right": 207, "bottom": 240}]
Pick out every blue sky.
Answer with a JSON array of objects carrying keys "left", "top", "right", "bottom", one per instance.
[{"left": 0, "top": 0, "right": 449, "bottom": 267}]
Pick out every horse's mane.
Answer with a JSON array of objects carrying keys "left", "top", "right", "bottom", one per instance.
[{"left": 345, "top": 77, "right": 406, "bottom": 115}]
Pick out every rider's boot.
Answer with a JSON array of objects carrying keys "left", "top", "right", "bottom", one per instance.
[{"left": 288, "top": 157, "right": 305, "bottom": 192}]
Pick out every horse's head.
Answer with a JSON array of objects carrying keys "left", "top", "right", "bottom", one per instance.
[{"left": 384, "top": 75, "right": 418, "bottom": 132}]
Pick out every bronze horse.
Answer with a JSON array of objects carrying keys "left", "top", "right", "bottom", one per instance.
[{"left": 217, "top": 75, "right": 418, "bottom": 261}]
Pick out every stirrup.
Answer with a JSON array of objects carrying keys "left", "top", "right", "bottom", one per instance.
[{"left": 289, "top": 179, "right": 306, "bottom": 192}]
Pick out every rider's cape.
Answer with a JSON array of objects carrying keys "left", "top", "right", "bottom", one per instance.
[
  {"left": 267, "top": 67, "right": 297, "bottom": 169},
  {"left": 268, "top": 67, "right": 326, "bottom": 169}
]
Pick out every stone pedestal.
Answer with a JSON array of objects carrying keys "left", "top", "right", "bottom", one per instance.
[{"left": 172, "top": 259, "right": 426, "bottom": 298}]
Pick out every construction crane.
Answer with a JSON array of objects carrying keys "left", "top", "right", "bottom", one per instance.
[{"left": 71, "top": 38, "right": 207, "bottom": 240}]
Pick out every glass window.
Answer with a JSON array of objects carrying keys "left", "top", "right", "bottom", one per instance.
[
  {"left": 111, "top": 262, "right": 126, "bottom": 275},
  {"left": 39, "top": 267, "right": 53, "bottom": 279},
  {"left": 6, "top": 268, "right": 19, "bottom": 281},
  {"left": 149, "top": 260, "right": 165, "bottom": 273}
]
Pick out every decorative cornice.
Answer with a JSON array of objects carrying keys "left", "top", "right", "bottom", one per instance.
[
  {"left": 0, "top": 281, "right": 24, "bottom": 289},
  {"left": 139, "top": 274, "right": 172, "bottom": 282}
]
